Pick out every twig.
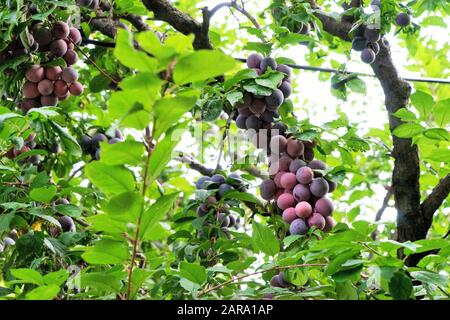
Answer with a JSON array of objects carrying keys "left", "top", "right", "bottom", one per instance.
[
  {"left": 126, "top": 125, "right": 154, "bottom": 300},
  {"left": 371, "top": 186, "right": 393, "bottom": 240},
  {"left": 198, "top": 263, "right": 325, "bottom": 296},
  {"left": 216, "top": 112, "right": 234, "bottom": 171},
  {"left": 68, "top": 38, "right": 119, "bottom": 84},
  {"left": 174, "top": 153, "right": 215, "bottom": 176}
]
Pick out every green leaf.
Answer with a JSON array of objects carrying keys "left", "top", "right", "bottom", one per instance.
[
  {"left": 202, "top": 98, "right": 223, "bottom": 121},
  {"left": 411, "top": 271, "right": 449, "bottom": 288},
  {"left": 252, "top": 221, "right": 279, "bottom": 256},
  {"left": 425, "top": 149, "right": 450, "bottom": 163},
  {"left": 148, "top": 122, "right": 187, "bottom": 183},
  {"left": 0, "top": 212, "right": 14, "bottom": 234},
  {"left": 423, "top": 128, "right": 450, "bottom": 141},
  {"left": 222, "top": 190, "right": 262, "bottom": 205},
  {"left": 173, "top": 50, "right": 237, "bottom": 85},
  {"left": 25, "top": 284, "right": 60, "bottom": 300},
  {"left": 243, "top": 83, "right": 273, "bottom": 96},
  {"left": 224, "top": 69, "right": 258, "bottom": 90},
  {"left": 43, "top": 269, "right": 69, "bottom": 286},
  {"left": 336, "top": 280, "right": 358, "bottom": 300},
  {"left": 254, "top": 71, "right": 284, "bottom": 89},
  {"left": 54, "top": 204, "right": 82, "bottom": 218},
  {"left": 85, "top": 162, "right": 135, "bottom": 196},
  {"left": 140, "top": 193, "right": 178, "bottom": 240},
  {"left": 179, "top": 261, "right": 207, "bottom": 285},
  {"left": 393, "top": 109, "right": 417, "bottom": 122},
  {"left": 10, "top": 268, "right": 44, "bottom": 286},
  {"left": 392, "top": 123, "right": 425, "bottom": 138},
  {"left": 81, "top": 270, "right": 125, "bottom": 293},
  {"left": 99, "top": 140, "right": 145, "bottom": 166},
  {"left": 410, "top": 91, "right": 434, "bottom": 118},
  {"left": 105, "top": 191, "right": 144, "bottom": 222},
  {"left": 114, "top": 29, "right": 157, "bottom": 72},
  {"left": 433, "top": 99, "right": 450, "bottom": 127},
  {"left": 389, "top": 271, "right": 412, "bottom": 300},
  {"left": 29, "top": 186, "right": 57, "bottom": 204},
  {"left": 49, "top": 121, "right": 81, "bottom": 157},
  {"left": 82, "top": 239, "right": 130, "bottom": 265},
  {"left": 346, "top": 78, "right": 366, "bottom": 94},
  {"left": 154, "top": 96, "right": 196, "bottom": 140}
]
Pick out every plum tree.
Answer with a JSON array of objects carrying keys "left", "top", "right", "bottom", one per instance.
[{"left": 364, "top": 28, "right": 380, "bottom": 42}]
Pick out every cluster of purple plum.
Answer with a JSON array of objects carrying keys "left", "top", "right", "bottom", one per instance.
[
  {"left": 195, "top": 173, "right": 244, "bottom": 239},
  {"left": 80, "top": 130, "right": 123, "bottom": 161},
  {"left": 269, "top": 271, "right": 292, "bottom": 289},
  {"left": 20, "top": 21, "right": 83, "bottom": 110},
  {"left": 235, "top": 53, "right": 292, "bottom": 132},
  {"left": 259, "top": 134, "right": 337, "bottom": 236},
  {"left": 5, "top": 132, "right": 41, "bottom": 165}
]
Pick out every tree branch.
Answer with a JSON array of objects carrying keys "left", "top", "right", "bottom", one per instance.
[
  {"left": 421, "top": 174, "right": 450, "bottom": 225},
  {"left": 198, "top": 263, "right": 325, "bottom": 297},
  {"left": 174, "top": 153, "right": 215, "bottom": 176},
  {"left": 371, "top": 186, "right": 393, "bottom": 240}
]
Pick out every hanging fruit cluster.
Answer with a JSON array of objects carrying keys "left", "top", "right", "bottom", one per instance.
[
  {"left": 235, "top": 53, "right": 292, "bottom": 132},
  {"left": 80, "top": 130, "right": 124, "bottom": 161},
  {"left": 20, "top": 21, "right": 83, "bottom": 109},
  {"left": 193, "top": 173, "right": 245, "bottom": 239},
  {"left": 230, "top": 53, "right": 339, "bottom": 236}
]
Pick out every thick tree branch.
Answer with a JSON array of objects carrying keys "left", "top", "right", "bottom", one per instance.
[
  {"left": 421, "top": 174, "right": 450, "bottom": 225},
  {"left": 141, "top": 0, "right": 212, "bottom": 49}
]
